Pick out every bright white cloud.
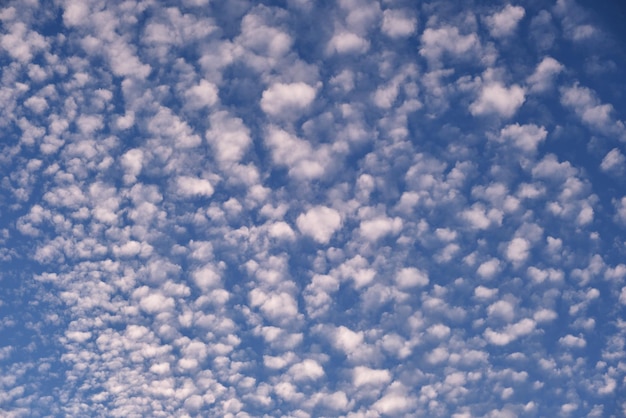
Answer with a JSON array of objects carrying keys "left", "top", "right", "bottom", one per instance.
[
  {"left": 496, "top": 123, "right": 547, "bottom": 153},
  {"left": 327, "top": 31, "right": 370, "bottom": 55},
  {"left": 261, "top": 82, "right": 317, "bottom": 118},
  {"left": 527, "top": 57, "right": 564, "bottom": 93},
  {"left": 485, "top": 5, "right": 525, "bottom": 38},
  {"left": 395, "top": 267, "right": 429, "bottom": 289},
  {"left": 381, "top": 9, "right": 417, "bottom": 38},
  {"left": 296, "top": 206, "right": 342, "bottom": 244},
  {"left": 176, "top": 176, "right": 214, "bottom": 197},
  {"left": 3, "top": 1, "right": 626, "bottom": 417},
  {"left": 506, "top": 237, "right": 531, "bottom": 264},
  {"left": 600, "top": 148, "right": 625, "bottom": 173},
  {"left": 470, "top": 82, "right": 525, "bottom": 118},
  {"left": 419, "top": 26, "right": 479, "bottom": 65}
]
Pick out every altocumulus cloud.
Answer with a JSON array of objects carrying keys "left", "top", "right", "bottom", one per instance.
[{"left": 0, "top": 0, "right": 625, "bottom": 417}]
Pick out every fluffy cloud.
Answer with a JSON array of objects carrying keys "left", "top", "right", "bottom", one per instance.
[
  {"left": 419, "top": 26, "right": 480, "bottom": 65},
  {"left": 381, "top": 9, "right": 417, "bottom": 38},
  {"left": 470, "top": 82, "right": 525, "bottom": 118},
  {"left": 484, "top": 5, "right": 525, "bottom": 38},
  {"left": 261, "top": 82, "right": 317, "bottom": 118},
  {"left": 296, "top": 206, "right": 342, "bottom": 244},
  {"left": 3, "top": 1, "right": 626, "bottom": 417},
  {"left": 495, "top": 123, "right": 547, "bottom": 153},
  {"left": 176, "top": 176, "right": 215, "bottom": 197}
]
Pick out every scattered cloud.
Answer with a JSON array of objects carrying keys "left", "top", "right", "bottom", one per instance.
[{"left": 0, "top": 0, "right": 624, "bottom": 416}]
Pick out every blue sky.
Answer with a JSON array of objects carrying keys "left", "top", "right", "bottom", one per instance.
[{"left": 0, "top": 0, "right": 625, "bottom": 416}]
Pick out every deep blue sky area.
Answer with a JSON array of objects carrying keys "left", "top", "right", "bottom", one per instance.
[{"left": 0, "top": 0, "right": 625, "bottom": 417}]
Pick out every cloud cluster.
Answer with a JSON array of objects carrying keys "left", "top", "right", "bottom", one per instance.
[{"left": 0, "top": 0, "right": 625, "bottom": 417}]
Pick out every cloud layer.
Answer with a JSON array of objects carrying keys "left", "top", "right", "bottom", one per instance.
[{"left": 0, "top": 0, "right": 625, "bottom": 417}]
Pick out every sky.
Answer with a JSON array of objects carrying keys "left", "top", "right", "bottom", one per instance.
[{"left": 0, "top": 0, "right": 625, "bottom": 417}]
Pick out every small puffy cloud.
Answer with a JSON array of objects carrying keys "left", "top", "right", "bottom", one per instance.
[
  {"left": 615, "top": 197, "right": 626, "bottom": 225},
  {"left": 381, "top": 9, "right": 417, "bottom": 38},
  {"left": 496, "top": 123, "right": 547, "bottom": 153},
  {"left": 600, "top": 148, "right": 625, "bottom": 173},
  {"left": 485, "top": 5, "right": 525, "bottom": 38},
  {"left": 65, "top": 330, "right": 92, "bottom": 342},
  {"left": 559, "top": 334, "right": 586, "bottom": 348},
  {"left": 461, "top": 204, "right": 502, "bottom": 229},
  {"left": 287, "top": 359, "right": 325, "bottom": 381},
  {"left": 192, "top": 264, "right": 221, "bottom": 291},
  {"left": 331, "top": 325, "right": 364, "bottom": 354},
  {"left": 24, "top": 96, "right": 48, "bottom": 114},
  {"left": 419, "top": 26, "right": 479, "bottom": 65},
  {"left": 533, "top": 308, "right": 558, "bottom": 323},
  {"left": 487, "top": 300, "right": 516, "bottom": 322},
  {"left": 62, "top": 0, "right": 89, "bottom": 27},
  {"left": 138, "top": 292, "right": 175, "bottom": 314},
  {"left": 184, "top": 79, "right": 218, "bottom": 109},
  {"left": 560, "top": 83, "right": 625, "bottom": 138},
  {"left": 395, "top": 267, "right": 429, "bottom": 289},
  {"left": 120, "top": 148, "right": 143, "bottom": 184},
  {"left": 264, "top": 127, "right": 331, "bottom": 180},
  {"left": 327, "top": 31, "right": 370, "bottom": 55},
  {"left": 296, "top": 206, "right": 342, "bottom": 244},
  {"left": 249, "top": 289, "right": 299, "bottom": 324},
  {"left": 267, "top": 221, "right": 296, "bottom": 241},
  {"left": 477, "top": 258, "right": 501, "bottom": 279},
  {"left": 176, "top": 176, "right": 214, "bottom": 197},
  {"left": 470, "top": 82, "right": 525, "bottom": 118},
  {"left": 261, "top": 82, "right": 317, "bottom": 118},
  {"left": 206, "top": 111, "right": 251, "bottom": 166},
  {"left": 484, "top": 318, "right": 536, "bottom": 345},
  {"left": 372, "top": 383, "right": 416, "bottom": 415},
  {"left": 527, "top": 57, "right": 564, "bottom": 93},
  {"left": 353, "top": 366, "right": 392, "bottom": 387},
  {"left": 506, "top": 237, "right": 531, "bottom": 264},
  {"left": 474, "top": 286, "right": 498, "bottom": 300},
  {"left": 359, "top": 216, "right": 403, "bottom": 241}
]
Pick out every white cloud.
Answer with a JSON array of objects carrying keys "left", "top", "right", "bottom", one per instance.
[
  {"left": 487, "top": 300, "right": 515, "bottom": 322},
  {"left": 527, "top": 57, "right": 564, "bottom": 93},
  {"left": 327, "top": 31, "right": 370, "bottom": 55},
  {"left": 62, "top": 0, "right": 89, "bottom": 27},
  {"left": 192, "top": 264, "right": 221, "bottom": 291},
  {"left": 419, "top": 26, "right": 479, "bottom": 65},
  {"left": 260, "top": 82, "right": 317, "bottom": 118},
  {"left": 176, "top": 176, "right": 214, "bottom": 197},
  {"left": 184, "top": 79, "right": 218, "bottom": 109},
  {"left": 484, "top": 318, "right": 536, "bottom": 345},
  {"left": 470, "top": 82, "right": 525, "bottom": 118},
  {"left": 206, "top": 111, "right": 251, "bottom": 166},
  {"left": 477, "top": 258, "right": 501, "bottom": 279},
  {"left": 485, "top": 5, "right": 525, "bottom": 38},
  {"left": 474, "top": 286, "right": 498, "bottom": 300},
  {"left": 120, "top": 149, "right": 144, "bottom": 184},
  {"left": 249, "top": 289, "right": 300, "bottom": 325},
  {"left": 559, "top": 334, "right": 587, "bottom": 348},
  {"left": 296, "top": 206, "right": 342, "bottom": 244},
  {"left": 496, "top": 123, "right": 547, "bottom": 153},
  {"left": 359, "top": 216, "right": 403, "bottom": 241},
  {"left": 352, "top": 366, "right": 392, "bottom": 387},
  {"left": 600, "top": 148, "right": 625, "bottom": 173},
  {"left": 381, "top": 9, "right": 417, "bottom": 38},
  {"left": 287, "top": 359, "right": 325, "bottom": 381},
  {"left": 395, "top": 267, "right": 429, "bottom": 289},
  {"left": 331, "top": 326, "right": 364, "bottom": 355},
  {"left": 264, "top": 126, "right": 331, "bottom": 180},
  {"left": 560, "top": 83, "right": 626, "bottom": 138},
  {"left": 506, "top": 237, "right": 531, "bottom": 264},
  {"left": 372, "top": 383, "right": 416, "bottom": 415}
]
